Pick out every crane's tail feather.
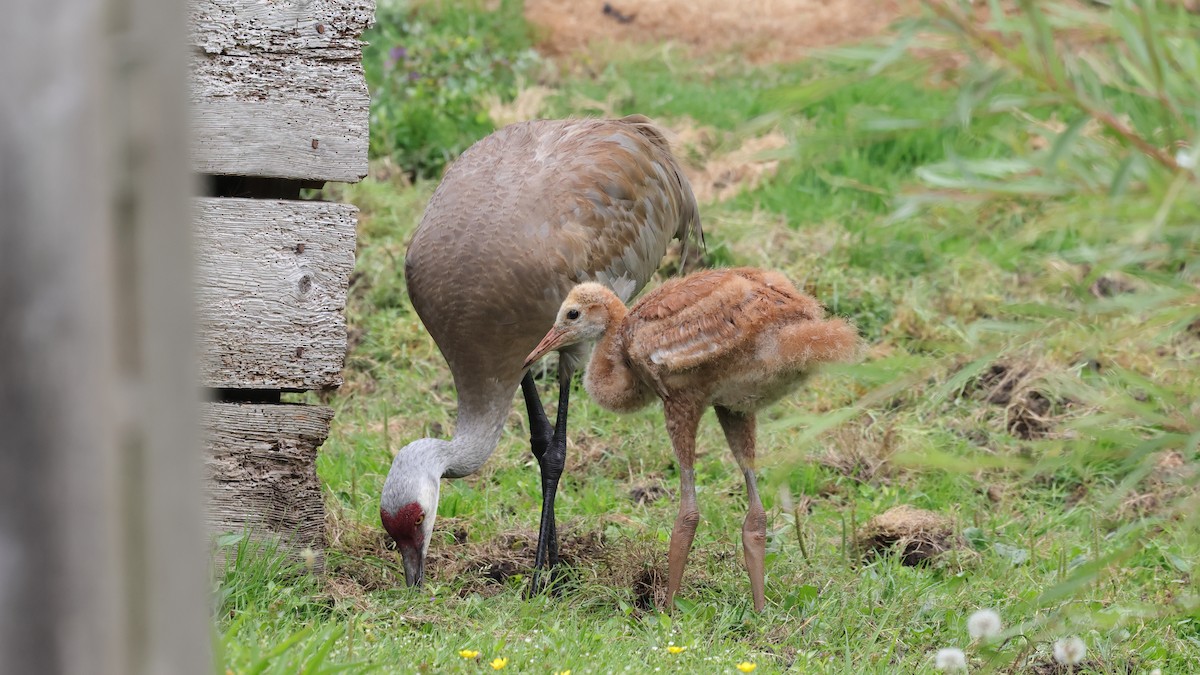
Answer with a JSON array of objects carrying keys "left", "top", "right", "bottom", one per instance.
[
  {"left": 617, "top": 114, "right": 706, "bottom": 274},
  {"left": 770, "top": 317, "right": 863, "bottom": 371}
]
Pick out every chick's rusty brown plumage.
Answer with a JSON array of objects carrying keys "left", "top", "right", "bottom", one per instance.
[{"left": 525, "top": 267, "right": 860, "bottom": 611}]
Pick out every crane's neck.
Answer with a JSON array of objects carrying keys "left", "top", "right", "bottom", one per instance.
[
  {"left": 594, "top": 292, "right": 630, "bottom": 354},
  {"left": 442, "top": 377, "right": 513, "bottom": 478},
  {"left": 582, "top": 293, "right": 655, "bottom": 413}
]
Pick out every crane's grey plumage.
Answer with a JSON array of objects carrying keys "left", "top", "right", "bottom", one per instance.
[{"left": 381, "top": 116, "right": 701, "bottom": 589}]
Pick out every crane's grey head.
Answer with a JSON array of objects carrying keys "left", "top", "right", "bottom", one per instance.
[
  {"left": 523, "top": 283, "right": 616, "bottom": 368},
  {"left": 380, "top": 438, "right": 446, "bottom": 587}
]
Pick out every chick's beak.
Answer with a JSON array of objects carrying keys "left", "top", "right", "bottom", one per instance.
[
  {"left": 523, "top": 326, "right": 570, "bottom": 369},
  {"left": 399, "top": 543, "right": 424, "bottom": 587}
]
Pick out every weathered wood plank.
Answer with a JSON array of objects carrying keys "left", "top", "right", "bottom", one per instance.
[
  {"left": 190, "top": 0, "right": 375, "bottom": 60},
  {"left": 190, "top": 53, "right": 370, "bottom": 181},
  {"left": 204, "top": 403, "right": 333, "bottom": 570},
  {"left": 188, "top": 0, "right": 374, "bottom": 181},
  {"left": 196, "top": 197, "right": 357, "bottom": 390}
]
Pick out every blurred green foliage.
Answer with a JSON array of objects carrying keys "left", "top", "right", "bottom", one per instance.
[{"left": 364, "top": 0, "right": 540, "bottom": 178}]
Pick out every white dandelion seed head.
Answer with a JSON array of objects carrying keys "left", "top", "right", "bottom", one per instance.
[
  {"left": 1177, "top": 148, "right": 1197, "bottom": 171},
  {"left": 967, "top": 609, "right": 1003, "bottom": 641},
  {"left": 1149, "top": 669, "right": 1161, "bottom": 675},
  {"left": 1053, "top": 636, "right": 1086, "bottom": 665},
  {"left": 935, "top": 647, "right": 968, "bottom": 672}
]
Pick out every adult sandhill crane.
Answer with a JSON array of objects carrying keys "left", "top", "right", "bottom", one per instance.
[
  {"left": 380, "top": 116, "right": 702, "bottom": 591},
  {"left": 523, "top": 268, "right": 860, "bottom": 611}
]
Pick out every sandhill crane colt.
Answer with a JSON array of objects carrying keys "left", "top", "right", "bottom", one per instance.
[
  {"left": 381, "top": 116, "right": 701, "bottom": 591},
  {"left": 523, "top": 268, "right": 860, "bottom": 611}
]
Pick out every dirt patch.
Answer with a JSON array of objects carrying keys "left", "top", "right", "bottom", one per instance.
[
  {"left": 527, "top": 0, "right": 918, "bottom": 65},
  {"left": 857, "top": 505, "right": 959, "bottom": 566},
  {"left": 1089, "top": 272, "right": 1138, "bottom": 298},
  {"left": 629, "top": 480, "right": 669, "bottom": 505},
  {"left": 429, "top": 528, "right": 608, "bottom": 595},
  {"left": 968, "top": 360, "right": 1064, "bottom": 440}
]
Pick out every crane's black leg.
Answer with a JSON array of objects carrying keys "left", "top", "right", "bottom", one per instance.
[{"left": 519, "top": 364, "right": 573, "bottom": 596}]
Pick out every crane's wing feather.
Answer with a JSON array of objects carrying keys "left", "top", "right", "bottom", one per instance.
[
  {"left": 625, "top": 268, "right": 823, "bottom": 373},
  {"left": 536, "top": 116, "right": 702, "bottom": 302}
]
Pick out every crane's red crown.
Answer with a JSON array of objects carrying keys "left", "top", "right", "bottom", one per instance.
[{"left": 381, "top": 502, "right": 424, "bottom": 546}]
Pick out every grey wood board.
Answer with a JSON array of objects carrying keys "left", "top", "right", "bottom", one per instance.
[
  {"left": 203, "top": 402, "right": 333, "bottom": 570},
  {"left": 195, "top": 197, "right": 357, "bottom": 390},
  {"left": 190, "top": 53, "right": 369, "bottom": 181},
  {"left": 190, "top": 0, "right": 375, "bottom": 60}
]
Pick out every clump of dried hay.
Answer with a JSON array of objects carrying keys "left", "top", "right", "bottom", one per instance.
[
  {"left": 857, "top": 505, "right": 959, "bottom": 566},
  {"left": 814, "top": 421, "right": 896, "bottom": 485},
  {"left": 661, "top": 117, "right": 788, "bottom": 205},
  {"left": 483, "top": 85, "right": 556, "bottom": 128},
  {"left": 968, "top": 359, "right": 1068, "bottom": 440}
]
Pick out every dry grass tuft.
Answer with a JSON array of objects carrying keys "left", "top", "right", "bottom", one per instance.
[
  {"left": 483, "top": 85, "right": 557, "bottom": 127},
  {"left": 324, "top": 506, "right": 406, "bottom": 592},
  {"left": 428, "top": 526, "right": 607, "bottom": 597},
  {"left": 813, "top": 421, "right": 897, "bottom": 485},
  {"left": 968, "top": 360, "right": 1069, "bottom": 440},
  {"left": 598, "top": 538, "right": 670, "bottom": 611},
  {"left": 857, "top": 505, "right": 959, "bottom": 566},
  {"left": 660, "top": 117, "right": 789, "bottom": 205}
]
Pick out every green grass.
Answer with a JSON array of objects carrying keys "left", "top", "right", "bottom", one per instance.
[{"left": 218, "top": 3, "right": 1200, "bottom": 673}]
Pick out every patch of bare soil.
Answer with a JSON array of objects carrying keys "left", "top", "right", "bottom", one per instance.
[
  {"left": 423, "top": 527, "right": 607, "bottom": 596},
  {"left": 968, "top": 360, "right": 1065, "bottom": 440},
  {"left": 527, "top": 0, "right": 918, "bottom": 65},
  {"left": 629, "top": 480, "right": 669, "bottom": 505},
  {"left": 857, "top": 504, "right": 960, "bottom": 566}
]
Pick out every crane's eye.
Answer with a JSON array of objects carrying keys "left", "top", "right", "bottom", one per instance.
[
  {"left": 414, "top": 515, "right": 424, "bottom": 526},
  {"left": 566, "top": 309, "right": 581, "bottom": 320}
]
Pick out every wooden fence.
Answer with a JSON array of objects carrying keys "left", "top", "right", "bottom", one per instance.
[{"left": 190, "top": 0, "right": 374, "bottom": 570}]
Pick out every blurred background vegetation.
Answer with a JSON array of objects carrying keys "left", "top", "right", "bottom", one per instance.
[{"left": 218, "top": 1, "right": 1199, "bottom": 672}]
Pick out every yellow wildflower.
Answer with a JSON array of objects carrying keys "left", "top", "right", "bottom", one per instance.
[
  {"left": 554, "top": 671, "right": 571, "bottom": 675},
  {"left": 667, "top": 646, "right": 686, "bottom": 655},
  {"left": 736, "top": 662, "right": 757, "bottom": 673},
  {"left": 458, "top": 649, "right": 480, "bottom": 659},
  {"left": 490, "top": 657, "right": 509, "bottom": 670}
]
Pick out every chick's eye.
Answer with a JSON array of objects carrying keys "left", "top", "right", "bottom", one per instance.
[{"left": 566, "top": 309, "right": 580, "bottom": 320}]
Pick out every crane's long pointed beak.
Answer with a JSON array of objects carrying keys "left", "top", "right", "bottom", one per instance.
[
  {"left": 523, "top": 327, "right": 569, "bottom": 369},
  {"left": 399, "top": 544, "right": 424, "bottom": 587}
]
